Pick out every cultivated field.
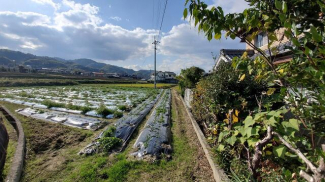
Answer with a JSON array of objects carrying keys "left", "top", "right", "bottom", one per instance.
[{"left": 0, "top": 85, "right": 159, "bottom": 129}]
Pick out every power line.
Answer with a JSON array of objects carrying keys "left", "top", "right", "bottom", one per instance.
[{"left": 157, "top": 0, "right": 168, "bottom": 40}]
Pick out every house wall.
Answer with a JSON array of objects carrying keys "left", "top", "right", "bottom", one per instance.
[{"left": 246, "top": 28, "right": 289, "bottom": 51}]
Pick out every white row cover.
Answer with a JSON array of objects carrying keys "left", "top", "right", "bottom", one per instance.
[{"left": 16, "top": 108, "right": 102, "bottom": 130}]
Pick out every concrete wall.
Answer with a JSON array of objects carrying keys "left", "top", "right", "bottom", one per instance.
[
  {"left": 0, "top": 106, "right": 26, "bottom": 182},
  {"left": 184, "top": 89, "right": 193, "bottom": 109},
  {"left": 0, "top": 119, "right": 9, "bottom": 175}
]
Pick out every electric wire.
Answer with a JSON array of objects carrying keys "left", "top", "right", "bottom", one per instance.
[{"left": 157, "top": 0, "right": 168, "bottom": 40}]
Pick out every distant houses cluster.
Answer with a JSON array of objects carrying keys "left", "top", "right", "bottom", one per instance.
[
  {"left": 0, "top": 63, "right": 178, "bottom": 81},
  {"left": 149, "top": 71, "right": 177, "bottom": 83}
]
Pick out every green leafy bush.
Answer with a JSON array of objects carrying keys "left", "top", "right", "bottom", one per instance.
[
  {"left": 96, "top": 104, "right": 114, "bottom": 117},
  {"left": 81, "top": 106, "right": 92, "bottom": 114},
  {"left": 186, "top": 0, "right": 325, "bottom": 180},
  {"left": 99, "top": 137, "right": 122, "bottom": 152},
  {"left": 42, "top": 99, "right": 65, "bottom": 108},
  {"left": 102, "top": 126, "right": 116, "bottom": 138},
  {"left": 113, "top": 111, "right": 123, "bottom": 118},
  {"left": 117, "top": 105, "right": 127, "bottom": 111}
]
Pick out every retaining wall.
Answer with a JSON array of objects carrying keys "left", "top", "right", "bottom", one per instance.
[
  {"left": 184, "top": 88, "right": 193, "bottom": 109},
  {"left": 0, "top": 119, "right": 9, "bottom": 175},
  {"left": 0, "top": 106, "right": 26, "bottom": 182}
]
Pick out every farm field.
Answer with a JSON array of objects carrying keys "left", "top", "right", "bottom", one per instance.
[
  {"left": 0, "top": 87, "right": 214, "bottom": 181},
  {"left": 0, "top": 85, "right": 159, "bottom": 130}
]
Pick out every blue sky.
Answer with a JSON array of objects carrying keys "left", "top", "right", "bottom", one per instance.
[{"left": 0, "top": 0, "right": 249, "bottom": 73}]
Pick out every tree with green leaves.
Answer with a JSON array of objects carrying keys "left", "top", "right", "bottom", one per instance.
[
  {"left": 184, "top": 0, "right": 325, "bottom": 181},
  {"left": 177, "top": 66, "right": 205, "bottom": 96}
]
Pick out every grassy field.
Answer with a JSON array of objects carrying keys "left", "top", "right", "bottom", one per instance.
[{"left": 0, "top": 88, "right": 212, "bottom": 182}]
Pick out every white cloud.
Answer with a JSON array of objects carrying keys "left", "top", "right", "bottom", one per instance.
[
  {"left": 54, "top": 0, "right": 102, "bottom": 29},
  {"left": 0, "top": 0, "right": 246, "bottom": 73},
  {"left": 159, "top": 23, "right": 244, "bottom": 72},
  {"left": 0, "top": 6, "right": 154, "bottom": 61},
  {"left": 31, "top": 0, "right": 60, "bottom": 10},
  {"left": 124, "top": 64, "right": 154, "bottom": 71},
  {"left": 209, "top": 0, "right": 249, "bottom": 14},
  {"left": 20, "top": 41, "right": 43, "bottom": 49},
  {"left": 110, "top": 16, "right": 122, "bottom": 21}
]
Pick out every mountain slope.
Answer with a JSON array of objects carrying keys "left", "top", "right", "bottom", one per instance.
[{"left": 0, "top": 49, "right": 154, "bottom": 79}]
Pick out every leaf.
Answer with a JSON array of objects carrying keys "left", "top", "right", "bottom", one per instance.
[
  {"left": 275, "top": 0, "right": 282, "bottom": 10},
  {"left": 226, "top": 135, "right": 237, "bottom": 146},
  {"left": 213, "top": 128, "right": 218, "bottom": 135},
  {"left": 273, "top": 145, "right": 287, "bottom": 158},
  {"left": 282, "top": 1, "right": 287, "bottom": 13},
  {"left": 239, "top": 74, "right": 246, "bottom": 81},
  {"left": 264, "top": 116, "right": 277, "bottom": 126},
  {"left": 245, "top": 127, "right": 252, "bottom": 137},
  {"left": 266, "top": 151, "right": 272, "bottom": 155},
  {"left": 230, "top": 33, "right": 236, "bottom": 39},
  {"left": 218, "top": 131, "right": 227, "bottom": 142},
  {"left": 214, "top": 33, "right": 221, "bottom": 40},
  {"left": 254, "top": 112, "right": 266, "bottom": 121},
  {"left": 244, "top": 116, "right": 254, "bottom": 128},
  {"left": 217, "top": 144, "right": 225, "bottom": 151},
  {"left": 310, "top": 26, "right": 322, "bottom": 42},
  {"left": 223, "top": 118, "right": 229, "bottom": 124},
  {"left": 277, "top": 69, "right": 284, "bottom": 74},
  {"left": 241, "top": 51, "right": 248, "bottom": 59},
  {"left": 289, "top": 119, "right": 300, "bottom": 131},
  {"left": 266, "top": 88, "right": 276, "bottom": 96},
  {"left": 279, "top": 14, "right": 286, "bottom": 23},
  {"left": 183, "top": 8, "right": 188, "bottom": 19},
  {"left": 233, "top": 110, "right": 239, "bottom": 123},
  {"left": 247, "top": 138, "right": 258, "bottom": 147}
]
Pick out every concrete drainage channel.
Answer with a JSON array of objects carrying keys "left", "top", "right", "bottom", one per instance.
[{"left": 0, "top": 106, "right": 26, "bottom": 182}]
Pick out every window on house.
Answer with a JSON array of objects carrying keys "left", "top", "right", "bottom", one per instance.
[{"left": 255, "top": 32, "right": 268, "bottom": 47}]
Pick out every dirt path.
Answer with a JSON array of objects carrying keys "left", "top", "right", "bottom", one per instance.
[{"left": 171, "top": 89, "right": 214, "bottom": 181}]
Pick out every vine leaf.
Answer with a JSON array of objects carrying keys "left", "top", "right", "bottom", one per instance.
[
  {"left": 244, "top": 116, "right": 254, "bottom": 128},
  {"left": 273, "top": 145, "right": 287, "bottom": 158}
]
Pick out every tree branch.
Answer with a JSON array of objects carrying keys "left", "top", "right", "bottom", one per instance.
[
  {"left": 272, "top": 131, "right": 318, "bottom": 175},
  {"left": 251, "top": 126, "right": 273, "bottom": 176}
]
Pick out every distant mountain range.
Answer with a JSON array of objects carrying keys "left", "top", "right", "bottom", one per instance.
[{"left": 0, "top": 49, "right": 153, "bottom": 79}]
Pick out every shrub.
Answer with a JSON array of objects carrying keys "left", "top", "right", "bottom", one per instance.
[
  {"left": 66, "top": 103, "right": 82, "bottom": 110},
  {"left": 117, "top": 105, "right": 127, "bottom": 111},
  {"left": 96, "top": 104, "right": 114, "bottom": 117},
  {"left": 98, "top": 137, "right": 122, "bottom": 152},
  {"left": 102, "top": 126, "right": 116, "bottom": 138},
  {"left": 113, "top": 111, "right": 123, "bottom": 118},
  {"left": 42, "top": 99, "right": 65, "bottom": 108},
  {"left": 81, "top": 106, "right": 92, "bottom": 114},
  {"left": 192, "top": 62, "right": 267, "bottom": 134}
]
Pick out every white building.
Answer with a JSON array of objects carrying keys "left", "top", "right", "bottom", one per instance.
[{"left": 150, "top": 71, "right": 177, "bottom": 83}]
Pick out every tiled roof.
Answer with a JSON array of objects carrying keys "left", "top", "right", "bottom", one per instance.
[{"left": 220, "top": 49, "right": 255, "bottom": 61}]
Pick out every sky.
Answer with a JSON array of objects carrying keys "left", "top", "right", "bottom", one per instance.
[{"left": 0, "top": 0, "right": 249, "bottom": 73}]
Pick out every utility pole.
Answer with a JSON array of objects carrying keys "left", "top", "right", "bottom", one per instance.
[{"left": 152, "top": 37, "right": 159, "bottom": 89}]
